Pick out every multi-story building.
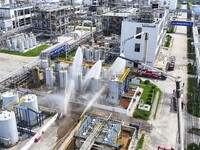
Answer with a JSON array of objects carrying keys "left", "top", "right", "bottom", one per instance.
[
  {"left": 0, "top": 5, "right": 33, "bottom": 32},
  {"left": 148, "top": 0, "right": 177, "bottom": 10},
  {"left": 32, "top": 5, "right": 83, "bottom": 37},
  {"left": 120, "top": 6, "right": 169, "bottom": 67},
  {"left": 102, "top": 9, "right": 133, "bottom": 36}
]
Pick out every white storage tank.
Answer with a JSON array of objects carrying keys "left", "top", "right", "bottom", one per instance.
[
  {"left": 28, "top": 38, "right": 33, "bottom": 48},
  {"left": 12, "top": 39, "right": 17, "bottom": 50},
  {"left": 0, "top": 111, "right": 19, "bottom": 146},
  {"left": 24, "top": 39, "right": 29, "bottom": 49},
  {"left": 59, "top": 70, "right": 68, "bottom": 89},
  {"left": 55, "top": 61, "right": 62, "bottom": 71},
  {"left": 82, "top": 66, "right": 89, "bottom": 76},
  {"left": 19, "top": 41, "right": 25, "bottom": 52},
  {"left": 108, "top": 78, "right": 120, "bottom": 104},
  {"left": 85, "top": 49, "right": 93, "bottom": 61},
  {"left": 2, "top": 91, "right": 18, "bottom": 109},
  {"left": 6, "top": 40, "right": 11, "bottom": 49},
  {"left": 21, "top": 94, "right": 38, "bottom": 125},
  {"left": 45, "top": 68, "right": 54, "bottom": 88},
  {"left": 81, "top": 46, "right": 86, "bottom": 56},
  {"left": 101, "top": 68, "right": 108, "bottom": 80},
  {"left": 94, "top": 50, "right": 101, "bottom": 61},
  {"left": 90, "top": 78, "right": 102, "bottom": 93},
  {"left": 40, "top": 59, "right": 49, "bottom": 69},
  {"left": 32, "top": 37, "right": 37, "bottom": 46}
]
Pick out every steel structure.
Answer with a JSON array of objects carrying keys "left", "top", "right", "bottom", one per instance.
[{"left": 14, "top": 105, "right": 43, "bottom": 137}]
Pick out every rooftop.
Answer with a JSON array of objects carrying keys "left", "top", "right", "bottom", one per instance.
[{"left": 75, "top": 116, "right": 122, "bottom": 148}]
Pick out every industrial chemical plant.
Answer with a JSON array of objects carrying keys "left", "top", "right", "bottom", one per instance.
[{"left": 0, "top": 0, "right": 193, "bottom": 150}]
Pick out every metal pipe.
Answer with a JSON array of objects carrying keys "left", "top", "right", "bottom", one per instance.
[{"left": 176, "top": 76, "right": 184, "bottom": 150}]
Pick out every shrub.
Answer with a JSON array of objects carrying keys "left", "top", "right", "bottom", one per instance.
[
  {"left": 152, "top": 85, "right": 156, "bottom": 89},
  {"left": 150, "top": 89, "right": 154, "bottom": 93},
  {"left": 187, "top": 143, "right": 199, "bottom": 150},
  {"left": 148, "top": 93, "right": 153, "bottom": 97},
  {"left": 144, "top": 80, "right": 150, "bottom": 85},
  {"left": 147, "top": 99, "right": 151, "bottom": 105}
]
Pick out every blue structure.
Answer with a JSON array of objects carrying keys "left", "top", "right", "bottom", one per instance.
[
  {"left": 49, "top": 45, "right": 66, "bottom": 56},
  {"left": 171, "top": 21, "right": 193, "bottom": 26},
  {"left": 75, "top": 116, "right": 122, "bottom": 149},
  {"left": 14, "top": 105, "right": 43, "bottom": 137}
]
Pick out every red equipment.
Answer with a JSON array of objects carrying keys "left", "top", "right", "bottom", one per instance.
[
  {"left": 35, "top": 136, "right": 41, "bottom": 142},
  {"left": 137, "top": 69, "right": 167, "bottom": 80},
  {"left": 166, "top": 56, "right": 176, "bottom": 71}
]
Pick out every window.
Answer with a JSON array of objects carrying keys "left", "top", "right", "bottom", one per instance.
[
  {"left": 136, "top": 27, "right": 142, "bottom": 39},
  {"left": 135, "top": 43, "right": 140, "bottom": 52},
  {"left": 134, "top": 62, "right": 138, "bottom": 68},
  {"left": 163, "top": 1, "right": 166, "bottom": 5}
]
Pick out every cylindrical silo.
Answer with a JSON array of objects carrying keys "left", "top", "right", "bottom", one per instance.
[
  {"left": 28, "top": 38, "right": 33, "bottom": 48},
  {"left": 40, "top": 59, "right": 49, "bottom": 69},
  {"left": 21, "top": 94, "right": 38, "bottom": 125},
  {"left": 85, "top": 49, "right": 93, "bottom": 61},
  {"left": 108, "top": 79, "right": 119, "bottom": 104},
  {"left": 101, "top": 68, "right": 108, "bottom": 80},
  {"left": 32, "top": 37, "right": 37, "bottom": 46},
  {"left": 59, "top": 70, "right": 68, "bottom": 89},
  {"left": 24, "top": 39, "right": 29, "bottom": 49},
  {"left": 19, "top": 41, "right": 25, "bottom": 52},
  {"left": 2, "top": 91, "right": 18, "bottom": 109},
  {"left": 90, "top": 78, "right": 101, "bottom": 93},
  {"left": 82, "top": 66, "right": 89, "bottom": 76},
  {"left": 12, "top": 39, "right": 17, "bottom": 50},
  {"left": 0, "top": 111, "right": 19, "bottom": 147},
  {"left": 32, "top": 66, "right": 40, "bottom": 87},
  {"left": 45, "top": 68, "right": 54, "bottom": 88},
  {"left": 94, "top": 50, "right": 101, "bottom": 61},
  {"left": 6, "top": 39, "right": 11, "bottom": 49},
  {"left": 55, "top": 61, "right": 62, "bottom": 71}
]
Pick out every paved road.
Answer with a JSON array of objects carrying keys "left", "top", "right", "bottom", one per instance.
[
  {"left": 0, "top": 53, "right": 36, "bottom": 79},
  {"left": 149, "top": 4, "right": 188, "bottom": 150}
]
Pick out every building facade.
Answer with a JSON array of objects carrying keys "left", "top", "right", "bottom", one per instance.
[
  {"left": 148, "top": 0, "right": 177, "bottom": 10},
  {"left": 120, "top": 7, "right": 169, "bottom": 67},
  {"left": 0, "top": 6, "right": 33, "bottom": 32},
  {"left": 32, "top": 5, "right": 80, "bottom": 37}
]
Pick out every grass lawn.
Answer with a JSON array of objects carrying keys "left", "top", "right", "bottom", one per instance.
[
  {"left": 0, "top": 44, "right": 49, "bottom": 57},
  {"left": 136, "top": 134, "right": 145, "bottom": 150},
  {"left": 187, "top": 78, "right": 200, "bottom": 117},
  {"left": 153, "top": 90, "right": 162, "bottom": 119},
  {"left": 56, "top": 49, "right": 76, "bottom": 62},
  {"left": 132, "top": 79, "right": 162, "bottom": 120}
]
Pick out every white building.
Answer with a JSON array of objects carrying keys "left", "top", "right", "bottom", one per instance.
[
  {"left": 148, "top": 0, "right": 177, "bottom": 10},
  {"left": 0, "top": 5, "right": 33, "bottom": 32},
  {"left": 120, "top": 7, "right": 169, "bottom": 67}
]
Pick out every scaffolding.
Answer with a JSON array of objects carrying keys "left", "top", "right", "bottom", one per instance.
[
  {"left": 32, "top": 5, "right": 75, "bottom": 37},
  {"left": 14, "top": 105, "right": 44, "bottom": 137}
]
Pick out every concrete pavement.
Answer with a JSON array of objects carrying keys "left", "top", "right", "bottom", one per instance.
[{"left": 148, "top": 4, "right": 188, "bottom": 150}]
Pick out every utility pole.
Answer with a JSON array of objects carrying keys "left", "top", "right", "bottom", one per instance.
[{"left": 176, "top": 76, "right": 184, "bottom": 150}]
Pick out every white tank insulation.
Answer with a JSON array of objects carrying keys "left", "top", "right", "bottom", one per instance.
[
  {"left": 40, "top": 59, "right": 49, "bottom": 69},
  {"left": 0, "top": 111, "right": 19, "bottom": 146},
  {"left": 1, "top": 91, "right": 18, "bottom": 109},
  {"left": 21, "top": 94, "right": 39, "bottom": 124},
  {"left": 59, "top": 70, "right": 68, "bottom": 89},
  {"left": 45, "top": 68, "right": 54, "bottom": 88}
]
